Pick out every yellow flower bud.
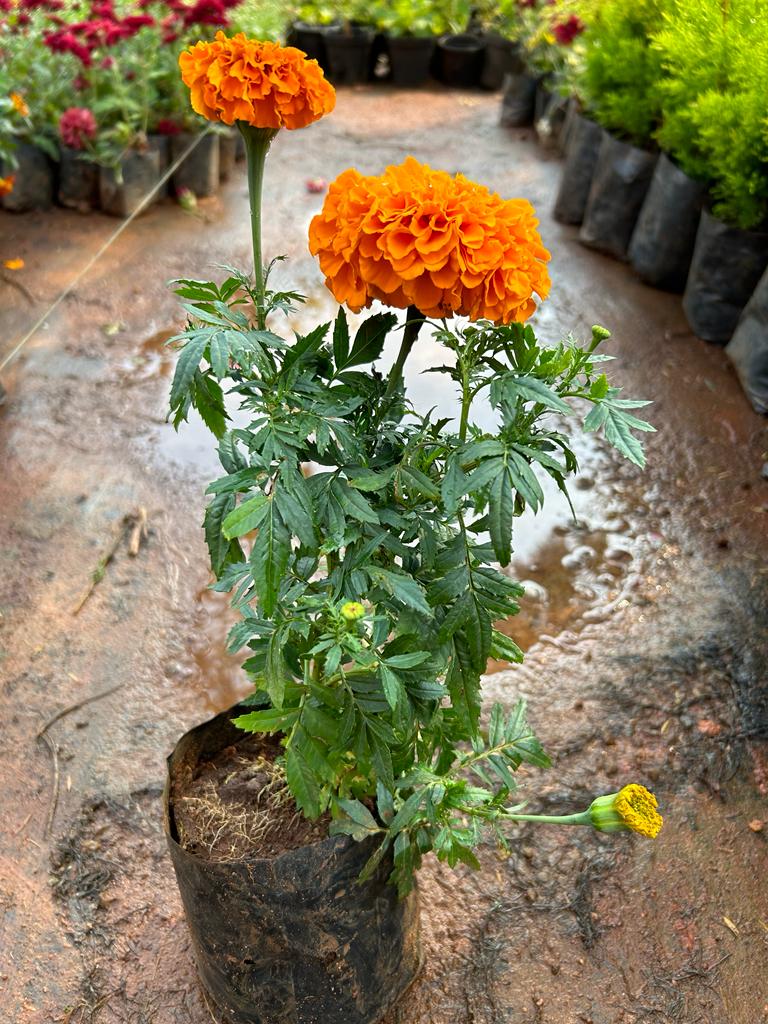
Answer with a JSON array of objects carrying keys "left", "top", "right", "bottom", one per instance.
[
  {"left": 588, "top": 784, "right": 663, "bottom": 838},
  {"left": 340, "top": 600, "right": 365, "bottom": 622}
]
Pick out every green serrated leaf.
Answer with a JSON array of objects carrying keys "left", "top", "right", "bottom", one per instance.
[
  {"left": 286, "top": 745, "right": 321, "bottom": 819},
  {"left": 222, "top": 494, "right": 270, "bottom": 539}
]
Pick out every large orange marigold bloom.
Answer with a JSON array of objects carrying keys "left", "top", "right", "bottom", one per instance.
[
  {"left": 308, "top": 157, "right": 551, "bottom": 323},
  {"left": 179, "top": 32, "right": 335, "bottom": 131}
]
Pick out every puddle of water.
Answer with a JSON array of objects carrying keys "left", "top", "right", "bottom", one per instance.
[
  {"left": 187, "top": 584, "right": 252, "bottom": 712},
  {"left": 115, "top": 328, "right": 177, "bottom": 383}
]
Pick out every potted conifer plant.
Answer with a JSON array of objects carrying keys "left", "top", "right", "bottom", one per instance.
[
  {"left": 565, "top": 0, "right": 663, "bottom": 259},
  {"left": 628, "top": 0, "right": 763, "bottom": 295},
  {"left": 378, "top": 0, "right": 441, "bottom": 88},
  {"left": 649, "top": 0, "right": 768, "bottom": 341},
  {"left": 164, "top": 31, "right": 664, "bottom": 1024}
]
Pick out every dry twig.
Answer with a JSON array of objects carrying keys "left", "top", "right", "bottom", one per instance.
[{"left": 71, "top": 508, "right": 149, "bottom": 614}]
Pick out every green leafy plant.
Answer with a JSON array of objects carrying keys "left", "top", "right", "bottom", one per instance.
[
  {"left": 652, "top": 0, "right": 768, "bottom": 230},
  {"left": 168, "top": 258, "right": 654, "bottom": 894},
  {"left": 568, "top": 0, "right": 667, "bottom": 147},
  {"left": 375, "top": 0, "right": 453, "bottom": 38}
]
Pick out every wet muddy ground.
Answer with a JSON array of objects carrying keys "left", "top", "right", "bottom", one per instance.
[{"left": 1, "top": 88, "right": 767, "bottom": 1024}]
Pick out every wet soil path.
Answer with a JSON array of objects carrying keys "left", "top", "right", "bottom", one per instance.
[{"left": 1, "top": 89, "right": 767, "bottom": 1024}]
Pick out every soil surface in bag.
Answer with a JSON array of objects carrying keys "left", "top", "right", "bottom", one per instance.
[
  {"left": 683, "top": 208, "right": 768, "bottom": 344},
  {"left": 726, "top": 264, "right": 768, "bottom": 413},
  {"left": 579, "top": 131, "right": 657, "bottom": 258},
  {"left": 171, "top": 731, "right": 330, "bottom": 861},
  {"left": 552, "top": 113, "right": 602, "bottom": 224},
  {"left": 3, "top": 88, "right": 768, "bottom": 1024},
  {"left": 628, "top": 152, "right": 705, "bottom": 292}
]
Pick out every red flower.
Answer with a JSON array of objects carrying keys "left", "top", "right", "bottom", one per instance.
[
  {"left": 44, "top": 29, "right": 94, "bottom": 66},
  {"left": 552, "top": 14, "right": 584, "bottom": 45},
  {"left": 183, "top": 0, "right": 229, "bottom": 27},
  {"left": 59, "top": 106, "right": 98, "bottom": 149},
  {"left": 155, "top": 118, "right": 182, "bottom": 135}
]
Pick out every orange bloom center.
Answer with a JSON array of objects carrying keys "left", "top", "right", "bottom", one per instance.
[
  {"left": 178, "top": 32, "right": 335, "bottom": 131},
  {"left": 0, "top": 174, "right": 15, "bottom": 197},
  {"left": 308, "top": 157, "right": 551, "bottom": 323}
]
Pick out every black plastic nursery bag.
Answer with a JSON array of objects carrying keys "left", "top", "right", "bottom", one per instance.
[
  {"left": 552, "top": 113, "right": 603, "bottom": 226},
  {"left": 628, "top": 152, "right": 706, "bottom": 292},
  {"left": 726, "top": 266, "right": 768, "bottom": 413},
  {"left": 579, "top": 131, "right": 657, "bottom": 259},
  {"left": 683, "top": 210, "right": 768, "bottom": 345},
  {"left": 165, "top": 705, "right": 422, "bottom": 1024}
]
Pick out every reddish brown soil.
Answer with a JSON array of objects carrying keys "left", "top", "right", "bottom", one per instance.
[
  {"left": 1, "top": 87, "right": 767, "bottom": 1024},
  {"left": 171, "top": 733, "right": 331, "bottom": 861}
]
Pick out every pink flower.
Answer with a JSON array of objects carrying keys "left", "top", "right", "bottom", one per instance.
[{"left": 59, "top": 107, "right": 97, "bottom": 150}]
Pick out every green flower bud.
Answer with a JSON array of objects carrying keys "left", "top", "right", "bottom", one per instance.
[
  {"left": 340, "top": 600, "right": 365, "bottom": 622},
  {"left": 591, "top": 325, "right": 611, "bottom": 343}
]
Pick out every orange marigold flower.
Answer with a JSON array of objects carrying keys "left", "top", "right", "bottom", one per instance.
[
  {"left": 178, "top": 32, "right": 335, "bottom": 131},
  {"left": 10, "top": 92, "right": 29, "bottom": 117},
  {"left": 0, "top": 174, "right": 14, "bottom": 197},
  {"left": 308, "top": 156, "right": 551, "bottom": 323},
  {"left": 4, "top": 258, "right": 25, "bottom": 270}
]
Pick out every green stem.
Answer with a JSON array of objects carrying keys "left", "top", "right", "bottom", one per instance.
[
  {"left": 458, "top": 361, "right": 471, "bottom": 443},
  {"left": 380, "top": 305, "right": 424, "bottom": 410},
  {"left": 239, "top": 124, "right": 278, "bottom": 330},
  {"left": 501, "top": 810, "right": 592, "bottom": 827}
]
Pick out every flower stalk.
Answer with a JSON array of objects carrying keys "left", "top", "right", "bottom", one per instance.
[{"left": 240, "top": 123, "right": 278, "bottom": 330}]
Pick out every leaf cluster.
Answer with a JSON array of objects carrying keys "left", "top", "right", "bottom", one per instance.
[
  {"left": 167, "top": 270, "right": 653, "bottom": 890},
  {"left": 652, "top": 0, "right": 768, "bottom": 230}
]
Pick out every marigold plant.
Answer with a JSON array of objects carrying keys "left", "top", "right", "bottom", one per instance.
[
  {"left": 169, "top": 33, "right": 661, "bottom": 893},
  {"left": 309, "top": 157, "right": 551, "bottom": 324}
]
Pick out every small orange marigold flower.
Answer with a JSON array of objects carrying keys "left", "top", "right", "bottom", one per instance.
[
  {"left": 308, "top": 156, "right": 551, "bottom": 324},
  {"left": 4, "top": 258, "right": 25, "bottom": 270},
  {"left": 10, "top": 92, "right": 29, "bottom": 117},
  {"left": 178, "top": 32, "right": 335, "bottom": 131},
  {"left": 0, "top": 174, "right": 14, "bottom": 197}
]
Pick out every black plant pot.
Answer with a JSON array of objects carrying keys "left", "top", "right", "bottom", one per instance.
[
  {"left": 628, "top": 152, "right": 706, "bottom": 292},
  {"left": 58, "top": 147, "right": 100, "bottom": 212},
  {"left": 535, "top": 91, "right": 569, "bottom": 151},
  {"left": 388, "top": 35, "right": 435, "bottom": 88},
  {"left": 171, "top": 132, "right": 220, "bottom": 198},
  {"left": 480, "top": 34, "right": 519, "bottom": 91},
  {"left": 436, "top": 34, "right": 485, "bottom": 89},
  {"left": 1, "top": 142, "right": 55, "bottom": 212},
  {"left": 325, "top": 27, "right": 375, "bottom": 85},
  {"left": 499, "top": 69, "right": 537, "bottom": 128},
  {"left": 147, "top": 134, "right": 171, "bottom": 202},
  {"left": 218, "top": 128, "right": 238, "bottom": 182},
  {"left": 99, "top": 148, "right": 162, "bottom": 217},
  {"left": 533, "top": 79, "right": 552, "bottom": 126},
  {"left": 579, "top": 131, "right": 657, "bottom": 260},
  {"left": 557, "top": 97, "right": 579, "bottom": 156},
  {"left": 287, "top": 20, "right": 332, "bottom": 72},
  {"left": 165, "top": 705, "right": 423, "bottom": 1024},
  {"left": 682, "top": 209, "right": 768, "bottom": 345},
  {"left": 553, "top": 113, "right": 602, "bottom": 225},
  {"left": 726, "top": 265, "right": 768, "bottom": 413}
]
